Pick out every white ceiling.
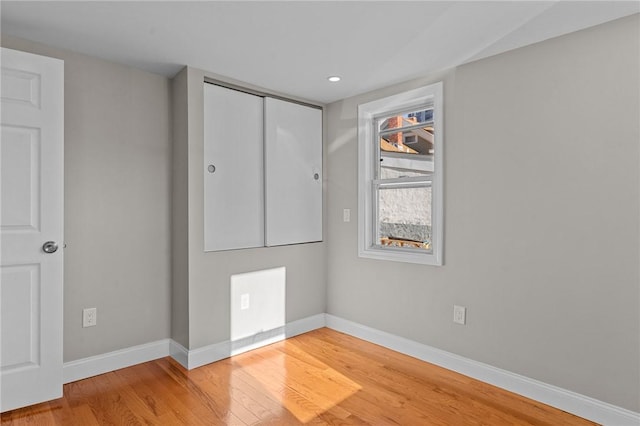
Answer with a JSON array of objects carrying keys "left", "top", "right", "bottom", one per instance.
[{"left": 1, "top": 1, "right": 638, "bottom": 104}]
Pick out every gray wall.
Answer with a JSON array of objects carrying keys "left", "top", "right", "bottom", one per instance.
[
  {"left": 1, "top": 36, "right": 172, "bottom": 362},
  {"left": 326, "top": 14, "right": 639, "bottom": 411},
  {"left": 172, "top": 67, "right": 327, "bottom": 350},
  {"left": 171, "top": 68, "right": 190, "bottom": 348}
]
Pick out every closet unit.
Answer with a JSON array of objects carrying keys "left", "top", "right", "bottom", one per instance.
[{"left": 203, "top": 83, "right": 322, "bottom": 252}]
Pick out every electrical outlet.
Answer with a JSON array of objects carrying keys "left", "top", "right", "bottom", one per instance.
[
  {"left": 343, "top": 209, "right": 351, "bottom": 222},
  {"left": 453, "top": 305, "right": 466, "bottom": 325},
  {"left": 240, "top": 293, "right": 250, "bottom": 310},
  {"left": 83, "top": 307, "right": 97, "bottom": 327}
]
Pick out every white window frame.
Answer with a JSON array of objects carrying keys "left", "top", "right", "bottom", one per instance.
[{"left": 358, "top": 82, "right": 443, "bottom": 265}]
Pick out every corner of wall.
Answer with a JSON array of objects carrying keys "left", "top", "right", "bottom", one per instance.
[{"left": 170, "top": 67, "right": 190, "bottom": 349}]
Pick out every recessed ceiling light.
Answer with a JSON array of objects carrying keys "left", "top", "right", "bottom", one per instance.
[{"left": 327, "top": 76, "right": 341, "bottom": 82}]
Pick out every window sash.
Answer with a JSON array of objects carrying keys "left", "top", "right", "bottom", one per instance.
[
  {"left": 378, "top": 120, "right": 435, "bottom": 138},
  {"left": 373, "top": 176, "right": 432, "bottom": 188},
  {"left": 371, "top": 100, "right": 438, "bottom": 256},
  {"left": 375, "top": 105, "right": 434, "bottom": 133},
  {"left": 375, "top": 117, "right": 434, "bottom": 180},
  {"left": 371, "top": 181, "right": 433, "bottom": 252}
]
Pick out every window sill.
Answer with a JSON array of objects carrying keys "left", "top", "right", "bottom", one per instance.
[{"left": 358, "top": 245, "right": 442, "bottom": 266}]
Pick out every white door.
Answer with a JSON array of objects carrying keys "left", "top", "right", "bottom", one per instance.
[
  {"left": 203, "top": 83, "right": 264, "bottom": 251},
  {"left": 264, "top": 98, "right": 322, "bottom": 246},
  {"left": 1, "top": 48, "right": 64, "bottom": 412}
]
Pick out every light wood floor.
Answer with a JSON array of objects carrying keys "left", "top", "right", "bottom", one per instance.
[{"left": 1, "top": 328, "right": 595, "bottom": 425}]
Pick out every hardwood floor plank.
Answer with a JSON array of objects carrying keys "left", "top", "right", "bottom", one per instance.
[
  {"left": 0, "top": 403, "right": 58, "bottom": 426},
  {"left": 235, "top": 347, "right": 358, "bottom": 419},
  {"left": 68, "top": 405, "right": 101, "bottom": 426},
  {"left": 152, "top": 359, "right": 232, "bottom": 425},
  {"left": 288, "top": 334, "right": 455, "bottom": 425},
  {"left": 291, "top": 329, "right": 592, "bottom": 426},
  {"left": 184, "top": 359, "right": 265, "bottom": 425},
  {"left": 226, "top": 361, "right": 311, "bottom": 425},
  {"left": 1, "top": 329, "right": 596, "bottom": 425}
]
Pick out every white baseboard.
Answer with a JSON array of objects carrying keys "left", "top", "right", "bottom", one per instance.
[
  {"left": 325, "top": 314, "right": 640, "bottom": 426},
  {"left": 64, "top": 314, "right": 326, "bottom": 378},
  {"left": 63, "top": 339, "right": 171, "bottom": 384},
  {"left": 169, "top": 339, "right": 189, "bottom": 369},
  {"left": 62, "top": 314, "right": 639, "bottom": 426},
  {"left": 285, "top": 313, "right": 326, "bottom": 338},
  {"left": 181, "top": 313, "right": 326, "bottom": 370}
]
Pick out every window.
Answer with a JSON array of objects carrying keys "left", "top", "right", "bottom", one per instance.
[{"left": 358, "top": 83, "right": 443, "bottom": 265}]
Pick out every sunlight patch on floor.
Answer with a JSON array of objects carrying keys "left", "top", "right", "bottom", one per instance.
[{"left": 231, "top": 341, "right": 362, "bottom": 423}]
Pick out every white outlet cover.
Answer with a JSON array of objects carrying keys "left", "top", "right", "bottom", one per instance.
[
  {"left": 240, "top": 293, "right": 250, "bottom": 310},
  {"left": 83, "top": 307, "right": 97, "bottom": 327},
  {"left": 453, "top": 305, "right": 466, "bottom": 325},
  {"left": 343, "top": 208, "right": 351, "bottom": 222}
]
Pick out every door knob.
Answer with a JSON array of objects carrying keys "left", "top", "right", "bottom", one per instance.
[{"left": 42, "top": 241, "right": 58, "bottom": 254}]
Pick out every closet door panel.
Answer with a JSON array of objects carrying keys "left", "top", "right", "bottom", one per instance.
[
  {"left": 264, "top": 98, "right": 322, "bottom": 246},
  {"left": 204, "top": 84, "right": 264, "bottom": 251}
]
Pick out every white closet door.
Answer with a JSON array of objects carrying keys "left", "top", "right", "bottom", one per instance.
[
  {"left": 264, "top": 98, "right": 322, "bottom": 246},
  {"left": 204, "top": 84, "right": 264, "bottom": 251}
]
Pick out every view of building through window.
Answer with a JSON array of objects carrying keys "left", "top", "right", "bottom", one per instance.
[{"left": 376, "top": 108, "right": 434, "bottom": 250}]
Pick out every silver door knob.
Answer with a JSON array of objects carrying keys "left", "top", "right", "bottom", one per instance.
[{"left": 42, "top": 241, "right": 58, "bottom": 254}]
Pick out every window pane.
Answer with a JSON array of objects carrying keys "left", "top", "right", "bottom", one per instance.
[
  {"left": 378, "top": 108, "right": 433, "bottom": 132},
  {"left": 379, "top": 128, "right": 434, "bottom": 156},
  {"left": 377, "top": 186, "right": 432, "bottom": 251},
  {"left": 379, "top": 126, "right": 434, "bottom": 179}
]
